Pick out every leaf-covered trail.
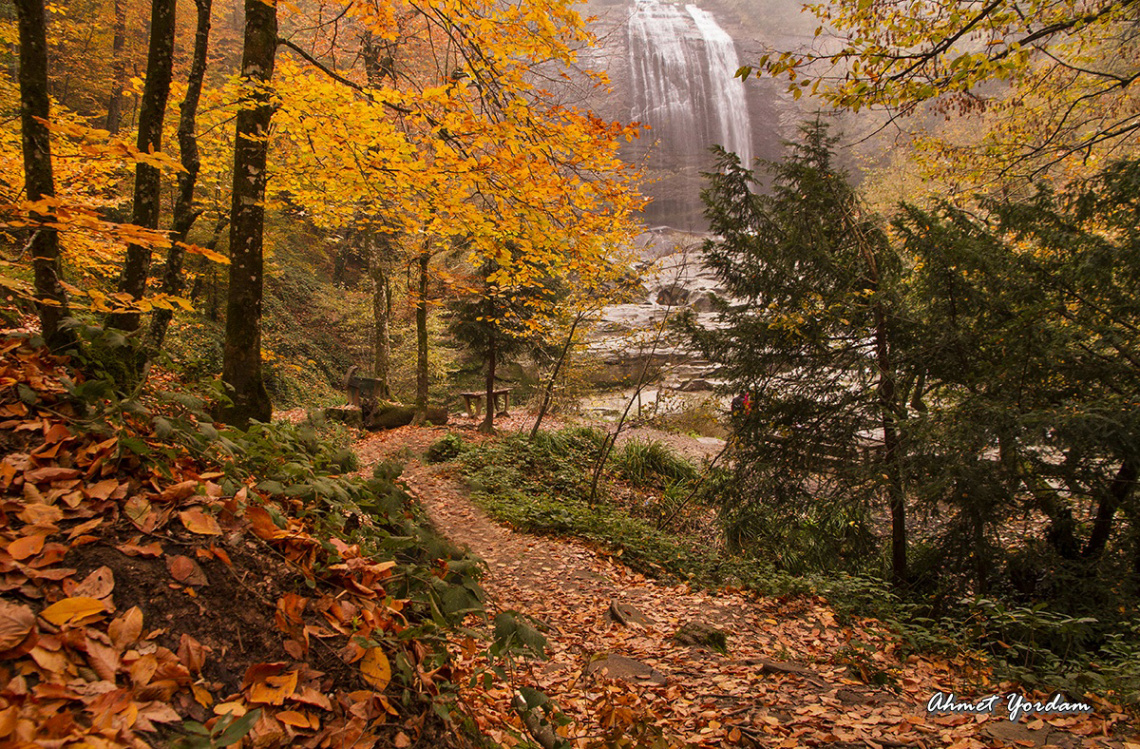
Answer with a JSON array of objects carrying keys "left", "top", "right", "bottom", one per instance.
[{"left": 355, "top": 424, "right": 1133, "bottom": 749}]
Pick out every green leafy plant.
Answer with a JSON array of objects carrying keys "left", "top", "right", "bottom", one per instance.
[{"left": 172, "top": 709, "right": 261, "bottom": 749}]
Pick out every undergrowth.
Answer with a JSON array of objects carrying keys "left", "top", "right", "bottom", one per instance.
[{"left": 436, "top": 426, "right": 1140, "bottom": 710}]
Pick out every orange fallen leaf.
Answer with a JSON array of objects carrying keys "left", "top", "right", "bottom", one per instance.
[
  {"left": 109, "top": 606, "right": 144, "bottom": 649},
  {"left": 250, "top": 670, "right": 299, "bottom": 705},
  {"left": 8, "top": 533, "right": 45, "bottom": 561},
  {"left": 40, "top": 596, "right": 108, "bottom": 626},
  {"left": 17, "top": 502, "right": 63, "bottom": 526},
  {"left": 360, "top": 647, "right": 391, "bottom": 691},
  {"left": 179, "top": 507, "right": 222, "bottom": 536},
  {"left": 160, "top": 480, "right": 199, "bottom": 502}
]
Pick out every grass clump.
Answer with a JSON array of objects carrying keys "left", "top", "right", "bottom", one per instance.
[{"left": 425, "top": 433, "right": 465, "bottom": 463}]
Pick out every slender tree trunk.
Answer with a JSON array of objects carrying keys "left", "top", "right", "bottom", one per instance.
[
  {"left": 872, "top": 302, "right": 907, "bottom": 587},
  {"left": 110, "top": 0, "right": 176, "bottom": 332},
  {"left": 1084, "top": 457, "right": 1137, "bottom": 558},
  {"left": 219, "top": 0, "right": 276, "bottom": 428},
  {"left": 530, "top": 309, "right": 585, "bottom": 440},
  {"left": 414, "top": 250, "right": 430, "bottom": 417},
  {"left": 368, "top": 234, "right": 392, "bottom": 400},
  {"left": 480, "top": 331, "right": 497, "bottom": 434},
  {"left": 14, "top": 0, "right": 76, "bottom": 350},
  {"left": 104, "top": 0, "right": 127, "bottom": 133},
  {"left": 148, "top": 0, "right": 213, "bottom": 353}
]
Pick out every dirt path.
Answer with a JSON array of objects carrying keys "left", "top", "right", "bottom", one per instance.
[{"left": 354, "top": 422, "right": 1129, "bottom": 749}]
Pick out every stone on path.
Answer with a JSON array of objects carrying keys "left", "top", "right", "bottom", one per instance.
[
  {"left": 584, "top": 654, "right": 667, "bottom": 686},
  {"left": 607, "top": 600, "right": 650, "bottom": 628},
  {"left": 672, "top": 620, "right": 728, "bottom": 653}
]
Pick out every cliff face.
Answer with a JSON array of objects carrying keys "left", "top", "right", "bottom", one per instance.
[{"left": 580, "top": 0, "right": 813, "bottom": 230}]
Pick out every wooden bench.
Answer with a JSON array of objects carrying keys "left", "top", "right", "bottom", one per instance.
[
  {"left": 459, "top": 388, "right": 512, "bottom": 418},
  {"left": 343, "top": 366, "right": 384, "bottom": 407}
]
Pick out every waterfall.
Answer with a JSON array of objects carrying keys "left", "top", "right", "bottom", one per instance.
[{"left": 626, "top": 0, "right": 753, "bottom": 228}]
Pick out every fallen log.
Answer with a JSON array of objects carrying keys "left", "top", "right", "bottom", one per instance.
[{"left": 362, "top": 401, "right": 448, "bottom": 430}]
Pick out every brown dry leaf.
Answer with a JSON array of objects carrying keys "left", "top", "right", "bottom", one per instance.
[
  {"left": 289, "top": 685, "right": 333, "bottom": 711},
  {"left": 0, "top": 705, "right": 17, "bottom": 738},
  {"left": 66, "top": 517, "right": 104, "bottom": 540},
  {"left": 116, "top": 540, "right": 163, "bottom": 557},
  {"left": 17, "top": 502, "right": 62, "bottom": 527},
  {"left": 85, "top": 635, "right": 121, "bottom": 681},
  {"left": 179, "top": 507, "right": 222, "bottom": 536},
  {"left": 109, "top": 606, "right": 144, "bottom": 650},
  {"left": 72, "top": 565, "right": 115, "bottom": 600},
  {"left": 245, "top": 506, "right": 285, "bottom": 540},
  {"left": 85, "top": 478, "right": 120, "bottom": 500},
  {"left": 40, "top": 596, "right": 109, "bottom": 626},
  {"left": 124, "top": 496, "right": 155, "bottom": 531},
  {"left": 250, "top": 669, "right": 299, "bottom": 705},
  {"left": 0, "top": 601, "right": 35, "bottom": 651},
  {"left": 137, "top": 701, "right": 181, "bottom": 724},
  {"left": 23, "top": 466, "right": 81, "bottom": 483},
  {"left": 394, "top": 731, "right": 411, "bottom": 748},
  {"left": 7, "top": 533, "right": 45, "bottom": 561},
  {"left": 178, "top": 633, "right": 209, "bottom": 674},
  {"left": 166, "top": 555, "right": 208, "bottom": 587},
  {"left": 129, "top": 654, "right": 159, "bottom": 687},
  {"left": 360, "top": 648, "right": 391, "bottom": 691},
  {"left": 159, "top": 480, "right": 199, "bottom": 503}
]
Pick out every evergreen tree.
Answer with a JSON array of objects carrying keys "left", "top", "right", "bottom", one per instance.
[{"left": 686, "top": 122, "right": 910, "bottom": 584}]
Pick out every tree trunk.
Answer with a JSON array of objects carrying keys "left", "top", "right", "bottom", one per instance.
[
  {"left": 219, "top": 0, "right": 276, "bottom": 428},
  {"left": 414, "top": 250, "right": 430, "bottom": 417},
  {"left": 148, "top": 0, "right": 212, "bottom": 353},
  {"left": 104, "top": 0, "right": 127, "bottom": 134},
  {"left": 110, "top": 0, "right": 176, "bottom": 332},
  {"left": 1084, "top": 457, "right": 1137, "bottom": 558},
  {"left": 368, "top": 234, "right": 392, "bottom": 400},
  {"left": 872, "top": 301, "right": 907, "bottom": 588},
  {"left": 14, "top": 0, "right": 76, "bottom": 350},
  {"left": 480, "top": 331, "right": 497, "bottom": 434},
  {"left": 530, "top": 309, "right": 584, "bottom": 440}
]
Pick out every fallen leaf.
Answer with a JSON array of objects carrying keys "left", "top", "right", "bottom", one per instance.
[
  {"left": 167, "top": 555, "right": 208, "bottom": 587},
  {"left": 250, "top": 670, "right": 299, "bottom": 705},
  {"left": 117, "top": 540, "right": 163, "bottom": 557},
  {"left": 17, "top": 502, "right": 62, "bottom": 526},
  {"left": 40, "top": 596, "right": 108, "bottom": 626},
  {"left": 0, "top": 600, "right": 35, "bottom": 650},
  {"left": 179, "top": 507, "right": 222, "bottom": 536},
  {"left": 85, "top": 478, "right": 120, "bottom": 500},
  {"left": 109, "top": 606, "right": 144, "bottom": 650},
  {"left": 24, "top": 466, "right": 81, "bottom": 483},
  {"left": 72, "top": 565, "right": 115, "bottom": 600},
  {"left": 178, "top": 633, "right": 209, "bottom": 674},
  {"left": 160, "top": 480, "right": 199, "bottom": 502},
  {"left": 192, "top": 684, "right": 214, "bottom": 708},
  {"left": 276, "top": 710, "right": 313, "bottom": 728},
  {"left": 360, "top": 647, "right": 391, "bottom": 691},
  {"left": 8, "top": 533, "right": 45, "bottom": 561}
]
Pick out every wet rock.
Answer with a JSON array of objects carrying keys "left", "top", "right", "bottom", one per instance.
[{"left": 656, "top": 284, "right": 690, "bottom": 306}]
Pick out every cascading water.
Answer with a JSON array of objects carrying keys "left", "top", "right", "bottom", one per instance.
[{"left": 626, "top": 0, "right": 753, "bottom": 228}]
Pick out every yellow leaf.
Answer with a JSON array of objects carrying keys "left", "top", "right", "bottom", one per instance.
[
  {"left": 192, "top": 684, "right": 214, "bottom": 708},
  {"left": 249, "top": 670, "right": 298, "bottom": 705},
  {"left": 276, "top": 710, "right": 312, "bottom": 728},
  {"left": 40, "top": 596, "right": 108, "bottom": 626},
  {"left": 360, "top": 647, "right": 391, "bottom": 691}
]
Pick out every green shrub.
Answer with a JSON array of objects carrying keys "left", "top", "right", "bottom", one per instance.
[
  {"left": 426, "top": 433, "right": 465, "bottom": 463},
  {"left": 612, "top": 438, "right": 698, "bottom": 487}
]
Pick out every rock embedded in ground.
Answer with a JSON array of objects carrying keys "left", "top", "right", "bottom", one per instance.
[
  {"left": 672, "top": 620, "right": 729, "bottom": 653},
  {"left": 584, "top": 654, "right": 667, "bottom": 686},
  {"left": 607, "top": 600, "right": 651, "bottom": 628}
]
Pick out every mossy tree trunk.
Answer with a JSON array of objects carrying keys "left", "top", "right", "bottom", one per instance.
[
  {"left": 219, "top": 0, "right": 276, "bottom": 428},
  {"left": 149, "top": 0, "right": 213, "bottom": 353},
  {"left": 110, "top": 0, "right": 176, "bottom": 333},
  {"left": 14, "top": 0, "right": 75, "bottom": 350}
]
